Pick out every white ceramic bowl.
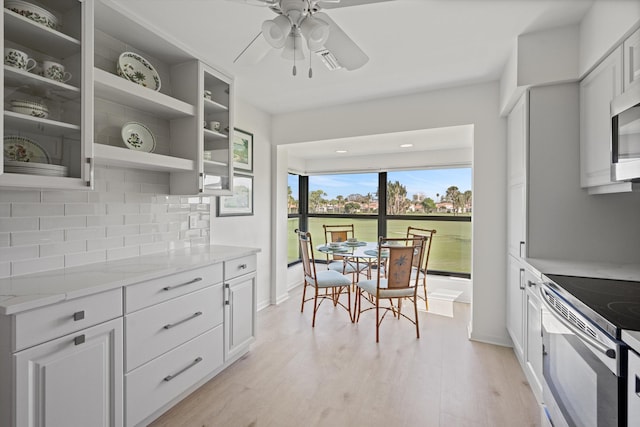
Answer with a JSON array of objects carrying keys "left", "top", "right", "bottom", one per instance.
[
  {"left": 5, "top": 0, "right": 58, "bottom": 29},
  {"left": 10, "top": 99, "right": 49, "bottom": 118},
  {"left": 116, "top": 52, "right": 161, "bottom": 91}
]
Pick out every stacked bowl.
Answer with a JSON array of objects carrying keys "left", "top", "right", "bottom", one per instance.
[
  {"left": 5, "top": 0, "right": 58, "bottom": 29},
  {"left": 10, "top": 99, "right": 49, "bottom": 119}
]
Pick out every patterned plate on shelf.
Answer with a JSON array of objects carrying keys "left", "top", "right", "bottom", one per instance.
[
  {"left": 3, "top": 135, "right": 50, "bottom": 163},
  {"left": 121, "top": 122, "right": 156, "bottom": 153},
  {"left": 117, "top": 52, "right": 161, "bottom": 91}
]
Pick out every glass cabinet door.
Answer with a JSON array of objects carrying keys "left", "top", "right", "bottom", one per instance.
[
  {"left": 2, "top": 0, "right": 90, "bottom": 189},
  {"left": 202, "top": 63, "right": 232, "bottom": 195}
]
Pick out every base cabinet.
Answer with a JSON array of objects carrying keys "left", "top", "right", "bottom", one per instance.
[
  {"left": 14, "top": 318, "right": 123, "bottom": 427},
  {"left": 524, "top": 273, "right": 543, "bottom": 401},
  {"left": 224, "top": 255, "right": 257, "bottom": 362}
]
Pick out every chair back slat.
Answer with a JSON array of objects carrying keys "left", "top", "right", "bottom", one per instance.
[
  {"left": 406, "top": 227, "right": 436, "bottom": 272},
  {"left": 379, "top": 237, "right": 425, "bottom": 289},
  {"left": 297, "top": 230, "right": 316, "bottom": 281}
]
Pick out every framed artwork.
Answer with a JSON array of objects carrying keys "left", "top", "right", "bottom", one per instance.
[
  {"left": 217, "top": 174, "right": 254, "bottom": 216},
  {"left": 233, "top": 128, "right": 253, "bottom": 173}
]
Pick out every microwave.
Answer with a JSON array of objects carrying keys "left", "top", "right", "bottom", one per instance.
[{"left": 611, "top": 84, "right": 640, "bottom": 182}]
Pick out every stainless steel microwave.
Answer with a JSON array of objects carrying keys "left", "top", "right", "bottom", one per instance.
[{"left": 611, "top": 84, "right": 640, "bottom": 182}]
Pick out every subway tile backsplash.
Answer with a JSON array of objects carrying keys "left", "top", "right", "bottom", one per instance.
[{"left": 0, "top": 165, "right": 210, "bottom": 278}]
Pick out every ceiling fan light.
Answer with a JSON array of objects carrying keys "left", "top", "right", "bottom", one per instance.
[
  {"left": 262, "top": 14, "right": 292, "bottom": 48},
  {"left": 300, "top": 16, "right": 330, "bottom": 51},
  {"left": 281, "top": 33, "right": 305, "bottom": 60}
]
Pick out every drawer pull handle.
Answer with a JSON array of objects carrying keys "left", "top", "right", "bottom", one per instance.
[
  {"left": 163, "top": 277, "right": 202, "bottom": 291},
  {"left": 163, "top": 312, "right": 203, "bottom": 329},
  {"left": 225, "top": 283, "right": 230, "bottom": 305},
  {"left": 74, "top": 335, "right": 85, "bottom": 346},
  {"left": 238, "top": 264, "right": 247, "bottom": 269},
  {"left": 163, "top": 357, "right": 203, "bottom": 382},
  {"left": 73, "top": 310, "right": 85, "bottom": 321}
]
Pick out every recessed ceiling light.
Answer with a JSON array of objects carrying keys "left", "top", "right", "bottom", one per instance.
[
  {"left": 400, "top": 144, "right": 413, "bottom": 148},
  {"left": 336, "top": 150, "right": 347, "bottom": 153}
]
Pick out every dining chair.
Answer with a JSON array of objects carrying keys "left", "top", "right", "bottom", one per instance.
[
  {"left": 355, "top": 236, "right": 426, "bottom": 342},
  {"left": 322, "top": 224, "right": 369, "bottom": 281},
  {"left": 296, "top": 229, "right": 353, "bottom": 327},
  {"left": 406, "top": 226, "right": 436, "bottom": 311}
]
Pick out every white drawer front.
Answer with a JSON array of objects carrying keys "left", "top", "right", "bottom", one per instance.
[
  {"left": 125, "top": 263, "right": 222, "bottom": 313},
  {"left": 125, "top": 325, "right": 224, "bottom": 427},
  {"left": 14, "top": 288, "right": 123, "bottom": 352},
  {"left": 125, "top": 284, "right": 223, "bottom": 372},
  {"left": 224, "top": 255, "right": 256, "bottom": 280}
]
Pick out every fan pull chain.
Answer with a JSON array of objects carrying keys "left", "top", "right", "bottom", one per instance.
[
  {"left": 308, "top": 52, "right": 313, "bottom": 78},
  {"left": 292, "top": 34, "right": 297, "bottom": 76}
]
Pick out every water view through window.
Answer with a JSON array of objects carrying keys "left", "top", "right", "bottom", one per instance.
[{"left": 288, "top": 169, "right": 472, "bottom": 276}]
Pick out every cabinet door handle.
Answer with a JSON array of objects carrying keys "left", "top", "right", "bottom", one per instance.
[
  {"left": 163, "top": 311, "right": 203, "bottom": 329},
  {"left": 519, "top": 241, "right": 525, "bottom": 258},
  {"left": 73, "top": 310, "right": 85, "bottom": 321},
  {"left": 636, "top": 375, "right": 640, "bottom": 396},
  {"left": 163, "top": 277, "right": 202, "bottom": 291},
  {"left": 163, "top": 357, "right": 203, "bottom": 382},
  {"left": 527, "top": 280, "right": 537, "bottom": 288},
  {"left": 74, "top": 335, "right": 85, "bottom": 346},
  {"left": 519, "top": 268, "right": 525, "bottom": 290}
]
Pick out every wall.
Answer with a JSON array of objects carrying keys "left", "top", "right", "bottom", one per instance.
[
  {"left": 210, "top": 99, "right": 273, "bottom": 310},
  {"left": 272, "top": 82, "right": 510, "bottom": 346},
  {"left": 0, "top": 165, "right": 209, "bottom": 278},
  {"left": 528, "top": 83, "right": 640, "bottom": 263}
]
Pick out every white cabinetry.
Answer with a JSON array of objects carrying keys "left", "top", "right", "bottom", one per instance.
[
  {"left": 124, "top": 263, "right": 225, "bottom": 427},
  {"left": 0, "top": 288, "right": 124, "bottom": 427},
  {"left": 628, "top": 347, "right": 640, "bottom": 427},
  {"left": 505, "top": 91, "right": 543, "bottom": 402},
  {"left": 224, "top": 254, "right": 257, "bottom": 362},
  {"left": 1, "top": 0, "right": 234, "bottom": 194},
  {"left": 1, "top": 0, "right": 92, "bottom": 189},
  {"left": 579, "top": 46, "right": 628, "bottom": 193},
  {"left": 624, "top": 27, "right": 640, "bottom": 91}
]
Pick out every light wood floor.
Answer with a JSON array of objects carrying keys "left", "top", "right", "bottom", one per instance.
[{"left": 150, "top": 287, "right": 540, "bottom": 427}]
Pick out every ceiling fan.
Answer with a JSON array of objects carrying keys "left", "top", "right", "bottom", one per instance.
[{"left": 232, "top": 0, "right": 387, "bottom": 77}]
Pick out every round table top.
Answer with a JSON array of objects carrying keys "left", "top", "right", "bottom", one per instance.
[{"left": 316, "top": 241, "right": 381, "bottom": 258}]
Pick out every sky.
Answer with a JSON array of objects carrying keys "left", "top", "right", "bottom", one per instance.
[{"left": 289, "top": 168, "right": 472, "bottom": 201}]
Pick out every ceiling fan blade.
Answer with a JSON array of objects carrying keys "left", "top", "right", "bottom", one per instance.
[
  {"left": 313, "top": 12, "right": 368, "bottom": 71},
  {"left": 226, "top": 0, "right": 277, "bottom": 6},
  {"left": 317, "top": 0, "right": 392, "bottom": 9},
  {"left": 233, "top": 31, "right": 272, "bottom": 65}
]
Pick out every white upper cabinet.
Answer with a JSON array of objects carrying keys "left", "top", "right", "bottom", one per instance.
[
  {"left": 579, "top": 46, "right": 624, "bottom": 192},
  {"left": 623, "top": 27, "right": 640, "bottom": 91},
  {"left": 1, "top": 0, "right": 92, "bottom": 189},
  {"left": 2, "top": 0, "right": 234, "bottom": 194}
]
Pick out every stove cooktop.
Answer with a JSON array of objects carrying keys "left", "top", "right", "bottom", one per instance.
[{"left": 544, "top": 274, "right": 640, "bottom": 339}]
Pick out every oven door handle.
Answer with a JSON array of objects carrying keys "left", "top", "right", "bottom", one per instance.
[{"left": 539, "top": 286, "right": 616, "bottom": 359}]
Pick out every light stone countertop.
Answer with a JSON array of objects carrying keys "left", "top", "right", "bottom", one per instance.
[
  {"left": 623, "top": 330, "right": 640, "bottom": 354},
  {"left": 0, "top": 244, "right": 260, "bottom": 315},
  {"left": 526, "top": 258, "right": 640, "bottom": 282}
]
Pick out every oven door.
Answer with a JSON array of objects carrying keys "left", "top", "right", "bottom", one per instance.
[{"left": 540, "top": 285, "right": 624, "bottom": 427}]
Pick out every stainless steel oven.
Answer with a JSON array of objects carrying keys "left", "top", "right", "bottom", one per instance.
[{"left": 539, "top": 281, "right": 626, "bottom": 427}]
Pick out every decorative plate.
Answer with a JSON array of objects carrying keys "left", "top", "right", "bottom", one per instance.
[
  {"left": 3, "top": 135, "right": 50, "bottom": 163},
  {"left": 121, "top": 122, "right": 156, "bottom": 153},
  {"left": 117, "top": 52, "right": 161, "bottom": 91},
  {"left": 5, "top": 0, "right": 58, "bottom": 29}
]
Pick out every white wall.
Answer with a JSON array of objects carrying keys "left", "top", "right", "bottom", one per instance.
[
  {"left": 211, "top": 99, "right": 273, "bottom": 310},
  {"left": 272, "top": 82, "right": 510, "bottom": 346}
]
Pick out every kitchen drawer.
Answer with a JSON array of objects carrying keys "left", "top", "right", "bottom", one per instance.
[
  {"left": 14, "top": 288, "right": 122, "bottom": 352},
  {"left": 224, "top": 255, "right": 256, "bottom": 280},
  {"left": 125, "top": 263, "right": 222, "bottom": 313},
  {"left": 125, "top": 284, "right": 223, "bottom": 372},
  {"left": 125, "top": 325, "right": 224, "bottom": 427},
  {"left": 629, "top": 348, "right": 640, "bottom": 426}
]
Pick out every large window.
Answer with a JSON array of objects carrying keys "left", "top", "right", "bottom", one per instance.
[{"left": 288, "top": 168, "right": 472, "bottom": 277}]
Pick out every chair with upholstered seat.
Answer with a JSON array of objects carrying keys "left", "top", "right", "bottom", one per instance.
[
  {"left": 355, "top": 236, "right": 426, "bottom": 342},
  {"left": 296, "top": 229, "right": 353, "bottom": 327},
  {"left": 406, "top": 226, "right": 436, "bottom": 310},
  {"left": 323, "top": 224, "right": 369, "bottom": 281}
]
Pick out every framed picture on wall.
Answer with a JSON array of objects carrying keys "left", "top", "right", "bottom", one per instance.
[
  {"left": 233, "top": 128, "right": 253, "bottom": 173},
  {"left": 217, "top": 174, "right": 254, "bottom": 216}
]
